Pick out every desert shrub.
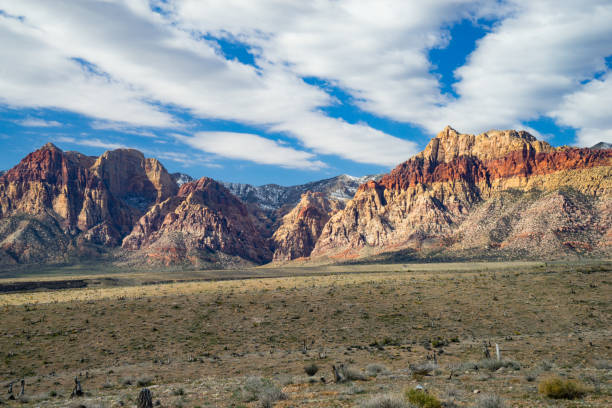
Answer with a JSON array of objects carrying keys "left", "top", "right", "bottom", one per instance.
[
  {"left": 538, "top": 376, "right": 588, "bottom": 399},
  {"left": 137, "top": 376, "right": 153, "bottom": 387},
  {"left": 409, "top": 362, "right": 437, "bottom": 376},
  {"left": 475, "top": 394, "right": 505, "bottom": 408},
  {"left": 172, "top": 387, "right": 185, "bottom": 396},
  {"left": 405, "top": 388, "right": 442, "bottom": 408},
  {"left": 430, "top": 337, "right": 448, "bottom": 348},
  {"left": 276, "top": 374, "right": 294, "bottom": 386},
  {"left": 538, "top": 360, "right": 553, "bottom": 371},
  {"left": 360, "top": 394, "right": 409, "bottom": 408},
  {"left": 345, "top": 384, "right": 366, "bottom": 395},
  {"left": 241, "top": 376, "right": 286, "bottom": 405},
  {"left": 121, "top": 377, "right": 134, "bottom": 386},
  {"left": 477, "top": 359, "right": 520, "bottom": 371},
  {"left": 457, "top": 361, "right": 478, "bottom": 371},
  {"left": 443, "top": 386, "right": 461, "bottom": 400},
  {"left": 304, "top": 363, "right": 319, "bottom": 376},
  {"left": 366, "top": 363, "right": 389, "bottom": 377},
  {"left": 334, "top": 364, "right": 367, "bottom": 382},
  {"left": 593, "top": 359, "right": 611, "bottom": 369}
]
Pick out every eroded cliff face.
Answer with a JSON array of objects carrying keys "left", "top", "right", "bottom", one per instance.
[
  {"left": 311, "top": 127, "right": 612, "bottom": 260},
  {"left": 0, "top": 144, "right": 178, "bottom": 262},
  {"left": 122, "top": 178, "right": 271, "bottom": 266},
  {"left": 271, "top": 191, "right": 344, "bottom": 261},
  {"left": 1, "top": 130, "right": 610, "bottom": 266}
]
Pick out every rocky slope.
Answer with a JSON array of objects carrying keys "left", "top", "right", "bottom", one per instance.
[
  {"left": 0, "top": 144, "right": 268, "bottom": 266},
  {"left": 122, "top": 177, "right": 271, "bottom": 266},
  {"left": 271, "top": 191, "right": 344, "bottom": 261},
  {"left": 223, "top": 174, "right": 381, "bottom": 258},
  {"left": 0, "top": 144, "right": 181, "bottom": 263},
  {"left": 171, "top": 172, "right": 194, "bottom": 186},
  {"left": 311, "top": 127, "right": 612, "bottom": 261},
  {"left": 1, "top": 130, "right": 609, "bottom": 267}
]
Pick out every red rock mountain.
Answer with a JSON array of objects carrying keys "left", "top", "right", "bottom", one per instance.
[
  {"left": 310, "top": 127, "right": 611, "bottom": 261},
  {"left": 271, "top": 191, "right": 344, "bottom": 261},
  {"left": 122, "top": 177, "right": 271, "bottom": 266},
  {"left": 0, "top": 144, "right": 268, "bottom": 265},
  {"left": 0, "top": 129, "right": 610, "bottom": 266}
]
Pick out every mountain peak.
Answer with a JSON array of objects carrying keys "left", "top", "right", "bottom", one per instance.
[
  {"left": 591, "top": 142, "right": 612, "bottom": 150},
  {"left": 421, "top": 127, "right": 552, "bottom": 164},
  {"left": 40, "top": 142, "right": 61, "bottom": 151}
]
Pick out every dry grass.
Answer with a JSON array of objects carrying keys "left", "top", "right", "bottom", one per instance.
[
  {"left": 0, "top": 261, "right": 610, "bottom": 407},
  {"left": 538, "top": 376, "right": 589, "bottom": 399}
]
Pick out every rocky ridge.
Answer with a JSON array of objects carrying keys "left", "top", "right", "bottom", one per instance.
[
  {"left": 310, "top": 127, "right": 611, "bottom": 261},
  {"left": 0, "top": 128, "right": 610, "bottom": 267},
  {"left": 271, "top": 191, "right": 344, "bottom": 261},
  {"left": 223, "top": 174, "right": 380, "bottom": 211},
  {"left": 591, "top": 142, "right": 612, "bottom": 150},
  {"left": 0, "top": 144, "right": 268, "bottom": 266},
  {"left": 122, "top": 177, "right": 271, "bottom": 266}
]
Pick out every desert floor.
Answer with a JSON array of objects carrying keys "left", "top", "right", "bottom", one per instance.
[{"left": 0, "top": 260, "right": 610, "bottom": 407}]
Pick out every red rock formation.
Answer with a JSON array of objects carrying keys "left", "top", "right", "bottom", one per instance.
[
  {"left": 0, "top": 143, "right": 178, "bottom": 258},
  {"left": 272, "top": 191, "right": 344, "bottom": 261},
  {"left": 312, "top": 127, "right": 612, "bottom": 260},
  {"left": 122, "top": 177, "right": 272, "bottom": 265}
]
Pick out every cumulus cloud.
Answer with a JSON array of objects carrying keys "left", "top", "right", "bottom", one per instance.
[
  {"left": 0, "top": 0, "right": 418, "bottom": 166},
  {"left": 0, "top": 8, "right": 176, "bottom": 127},
  {"left": 170, "top": 0, "right": 612, "bottom": 143},
  {"left": 1, "top": 0, "right": 611, "bottom": 171},
  {"left": 175, "top": 132, "right": 326, "bottom": 170},
  {"left": 426, "top": 0, "right": 612, "bottom": 137},
  {"left": 551, "top": 72, "right": 612, "bottom": 146}
]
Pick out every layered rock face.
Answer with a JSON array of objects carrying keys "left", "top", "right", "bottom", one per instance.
[
  {"left": 0, "top": 144, "right": 177, "bottom": 246},
  {"left": 0, "top": 144, "right": 272, "bottom": 266},
  {"left": 272, "top": 191, "right": 344, "bottom": 261},
  {"left": 311, "top": 127, "right": 612, "bottom": 260},
  {"left": 122, "top": 178, "right": 271, "bottom": 266}
]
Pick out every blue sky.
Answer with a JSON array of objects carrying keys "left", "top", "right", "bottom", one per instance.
[{"left": 0, "top": 1, "right": 611, "bottom": 186}]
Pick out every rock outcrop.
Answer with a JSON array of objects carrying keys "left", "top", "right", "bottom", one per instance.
[
  {"left": 1, "top": 130, "right": 609, "bottom": 267},
  {"left": 272, "top": 192, "right": 344, "bottom": 261},
  {"left": 122, "top": 177, "right": 271, "bottom": 266},
  {"left": 0, "top": 144, "right": 176, "bottom": 263},
  {"left": 311, "top": 127, "right": 612, "bottom": 260}
]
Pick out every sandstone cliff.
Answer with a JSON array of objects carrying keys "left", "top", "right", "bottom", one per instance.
[
  {"left": 311, "top": 127, "right": 612, "bottom": 260},
  {"left": 271, "top": 191, "right": 344, "bottom": 261},
  {"left": 122, "top": 177, "right": 271, "bottom": 266},
  {"left": 0, "top": 144, "right": 178, "bottom": 262}
]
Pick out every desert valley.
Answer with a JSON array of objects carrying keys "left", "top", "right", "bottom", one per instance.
[{"left": 0, "top": 127, "right": 610, "bottom": 407}]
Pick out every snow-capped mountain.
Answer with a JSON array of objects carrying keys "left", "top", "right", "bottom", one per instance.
[
  {"left": 590, "top": 142, "right": 612, "bottom": 150},
  {"left": 222, "top": 174, "right": 381, "bottom": 211},
  {"left": 171, "top": 172, "right": 194, "bottom": 186}
]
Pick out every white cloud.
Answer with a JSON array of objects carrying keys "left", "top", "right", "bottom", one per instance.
[
  {"left": 56, "top": 136, "right": 127, "bottom": 150},
  {"left": 147, "top": 150, "right": 221, "bottom": 168},
  {"left": 175, "top": 132, "right": 326, "bottom": 170},
  {"left": 90, "top": 121, "right": 158, "bottom": 138},
  {"left": 169, "top": 0, "right": 500, "bottom": 125},
  {"left": 17, "top": 117, "right": 62, "bottom": 127},
  {"left": 551, "top": 72, "right": 612, "bottom": 146},
  {"left": 1, "top": 0, "right": 611, "bottom": 169},
  {"left": 423, "top": 0, "right": 612, "bottom": 137},
  {"left": 171, "top": 0, "right": 612, "bottom": 145},
  {"left": 0, "top": 9, "right": 176, "bottom": 128},
  {"left": 0, "top": 0, "right": 418, "bottom": 166}
]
